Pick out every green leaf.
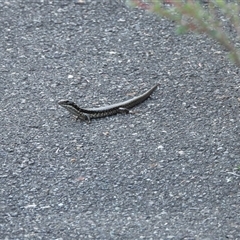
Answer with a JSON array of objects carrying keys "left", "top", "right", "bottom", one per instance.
[
  {"left": 176, "top": 25, "right": 189, "bottom": 34},
  {"left": 215, "top": 0, "right": 225, "bottom": 8}
]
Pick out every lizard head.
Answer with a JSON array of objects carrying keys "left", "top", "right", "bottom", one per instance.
[{"left": 58, "top": 99, "right": 83, "bottom": 116}]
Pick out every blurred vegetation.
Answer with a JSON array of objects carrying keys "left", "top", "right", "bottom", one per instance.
[{"left": 127, "top": 0, "right": 240, "bottom": 67}]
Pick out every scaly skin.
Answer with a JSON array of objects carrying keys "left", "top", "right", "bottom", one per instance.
[{"left": 58, "top": 83, "right": 159, "bottom": 123}]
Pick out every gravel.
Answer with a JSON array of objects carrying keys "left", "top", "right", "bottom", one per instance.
[{"left": 0, "top": 0, "right": 239, "bottom": 239}]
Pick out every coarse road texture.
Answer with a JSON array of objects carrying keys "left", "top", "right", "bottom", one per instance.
[{"left": 0, "top": 0, "right": 239, "bottom": 239}]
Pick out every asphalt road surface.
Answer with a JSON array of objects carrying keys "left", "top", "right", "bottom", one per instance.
[{"left": 0, "top": 0, "right": 239, "bottom": 239}]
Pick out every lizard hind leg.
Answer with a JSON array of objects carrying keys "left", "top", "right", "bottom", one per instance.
[{"left": 118, "top": 107, "right": 130, "bottom": 114}]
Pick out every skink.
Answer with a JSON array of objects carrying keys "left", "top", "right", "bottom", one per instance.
[{"left": 58, "top": 83, "right": 159, "bottom": 123}]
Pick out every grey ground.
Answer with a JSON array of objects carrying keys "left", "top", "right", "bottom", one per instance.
[{"left": 0, "top": 0, "right": 239, "bottom": 239}]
